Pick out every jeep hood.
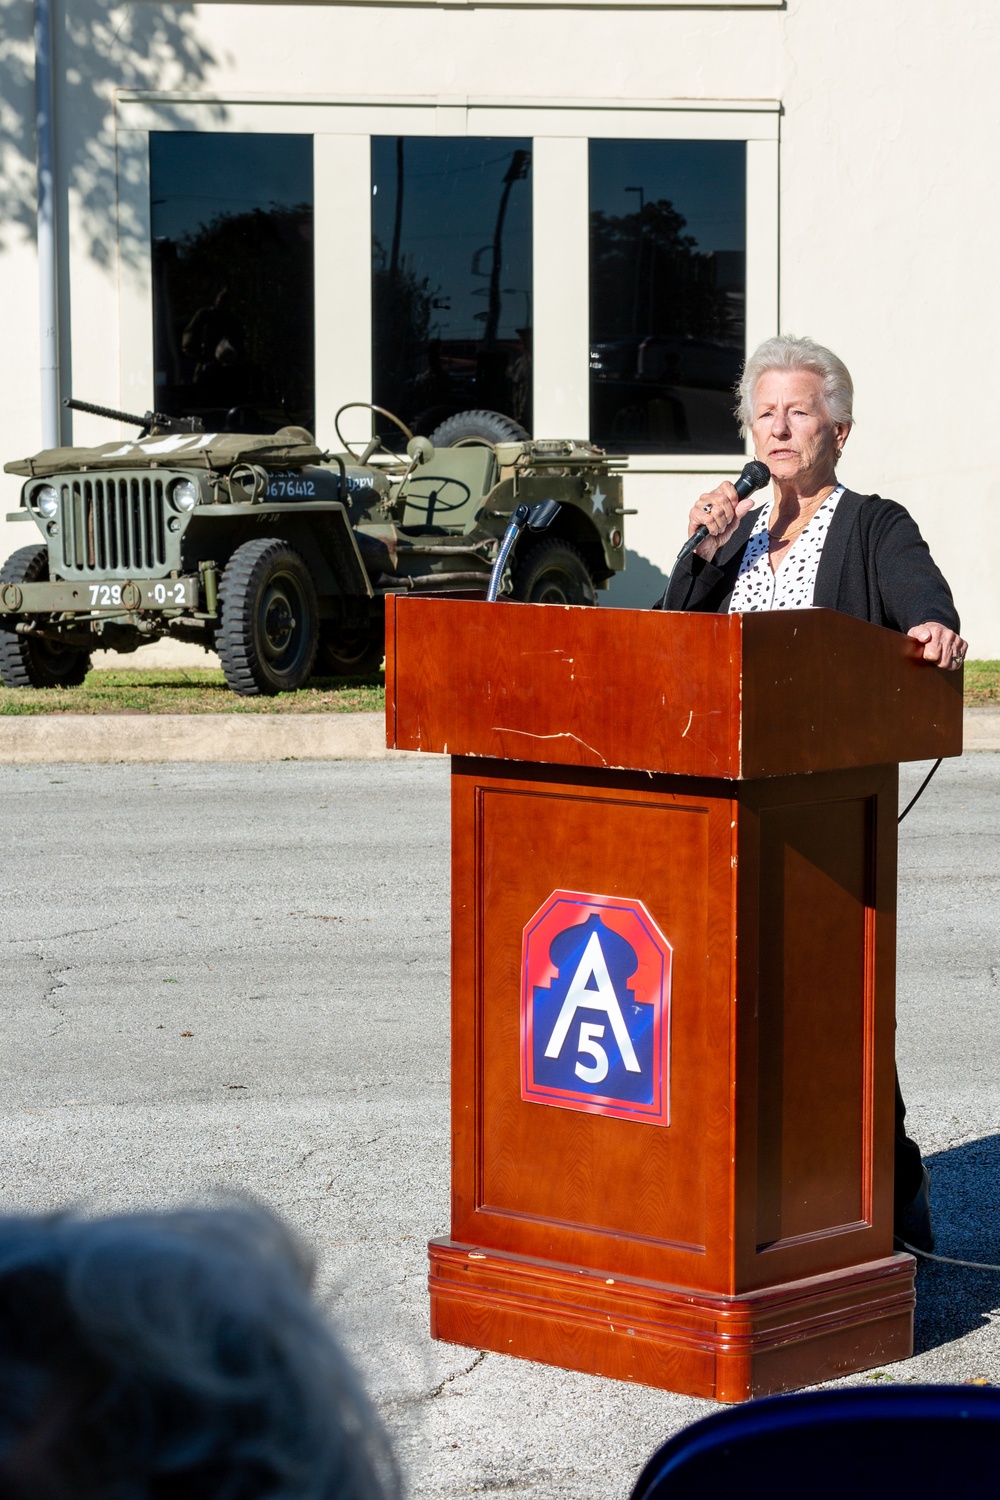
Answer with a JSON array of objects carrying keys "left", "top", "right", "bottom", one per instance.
[{"left": 5, "top": 430, "right": 326, "bottom": 479}]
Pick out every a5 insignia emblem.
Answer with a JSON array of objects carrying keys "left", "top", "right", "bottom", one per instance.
[{"left": 520, "top": 890, "right": 672, "bottom": 1126}]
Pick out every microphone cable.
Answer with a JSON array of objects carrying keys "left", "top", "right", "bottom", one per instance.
[
  {"left": 898, "top": 1240, "right": 1000, "bottom": 1272},
  {"left": 896, "top": 756, "right": 989, "bottom": 1270},
  {"left": 897, "top": 758, "right": 943, "bottom": 824}
]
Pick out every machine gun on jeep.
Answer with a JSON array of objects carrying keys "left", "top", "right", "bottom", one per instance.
[
  {"left": 63, "top": 397, "right": 205, "bottom": 440},
  {"left": 0, "top": 401, "right": 628, "bottom": 697}
]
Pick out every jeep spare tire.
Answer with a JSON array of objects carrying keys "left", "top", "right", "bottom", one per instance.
[
  {"left": 428, "top": 409, "right": 529, "bottom": 448},
  {"left": 216, "top": 538, "right": 319, "bottom": 696},
  {"left": 0, "top": 544, "right": 92, "bottom": 688}
]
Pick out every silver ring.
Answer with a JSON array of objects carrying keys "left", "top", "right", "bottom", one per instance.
[{"left": 702, "top": 504, "right": 713, "bottom": 513}]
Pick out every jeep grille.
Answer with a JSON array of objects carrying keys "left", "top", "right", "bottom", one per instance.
[{"left": 58, "top": 476, "right": 168, "bottom": 577}]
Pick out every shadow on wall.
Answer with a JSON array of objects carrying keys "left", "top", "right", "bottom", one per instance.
[
  {"left": 0, "top": 0, "right": 220, "bottom": 267},
  {"left": 913, "top": 1133, "right": 1000, "bottom": 1355},
  {"left": 600, "top": 548, "right": 671, "bottom": 611}
]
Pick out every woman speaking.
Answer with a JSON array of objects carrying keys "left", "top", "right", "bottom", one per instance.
[{"left": 656, "top": 334, "right": 967, "bottom": 1253}]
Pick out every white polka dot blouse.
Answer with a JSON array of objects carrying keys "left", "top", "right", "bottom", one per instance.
[{"left": 728, "top": 485, "right": 845, "bottom": 613}]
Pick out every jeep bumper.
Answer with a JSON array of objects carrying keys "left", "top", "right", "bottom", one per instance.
[{"left": 0, "top": 575, "right": 201, "bottom": 615}]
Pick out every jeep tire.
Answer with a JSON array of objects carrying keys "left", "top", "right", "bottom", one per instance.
[
  {"left": 216, "top": 538, "right": 319, "bottom": 696},
  {"left": 0, "top": 545, "right": 93, "bottom": 688},
  {"left": 510, "top": 538, "right": 597, "bottom": 606},
  {"left": 428, "top": 409, "right": 530, "bottom": 447},
  {"left": 316, "top": 624, "right": 385, "bottom": 678}
]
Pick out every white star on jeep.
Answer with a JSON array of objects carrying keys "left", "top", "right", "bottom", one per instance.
[{"left": 592, "top": 485, "right": 607, "bottom": 509}]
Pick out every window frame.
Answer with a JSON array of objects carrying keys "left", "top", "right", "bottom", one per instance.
[{"left": 117, "top": 93, "right": 779, "bottom": 469}]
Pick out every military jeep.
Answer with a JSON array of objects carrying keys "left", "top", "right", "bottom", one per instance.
[{"left": 0, "top": 401, "right": 627, "bottom": 696}]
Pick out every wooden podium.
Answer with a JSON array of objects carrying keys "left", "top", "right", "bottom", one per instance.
[{"left": 384, "top": 596, "right": 962, "bottom": 1402}]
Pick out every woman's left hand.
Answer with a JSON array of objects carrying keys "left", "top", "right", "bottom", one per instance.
[{"left": 907, "top": 622, "right": 968, "bottom": 670}]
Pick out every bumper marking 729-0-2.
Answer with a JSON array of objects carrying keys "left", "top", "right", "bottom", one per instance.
[{"left": 0, "top": 575, "right": 200, "bottom": 614}]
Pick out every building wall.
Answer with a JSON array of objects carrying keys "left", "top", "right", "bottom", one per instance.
[{"left": 1, "top": 0, "right": 997, "bottom": 647}]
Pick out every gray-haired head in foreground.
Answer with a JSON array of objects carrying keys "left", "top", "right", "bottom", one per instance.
[
  {"left": 736, "top": 335, "right": 855, "bottom": 436},
  {"left": 0, "top": 1203, "right": 399, "bottom": 1500}
]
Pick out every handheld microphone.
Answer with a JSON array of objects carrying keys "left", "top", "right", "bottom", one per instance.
[
  {"left": 675, "top": 460, "right": 771, "bottom": 565},
  {"left": 652, "top": 459, "right": 772, "bottom": 611}
]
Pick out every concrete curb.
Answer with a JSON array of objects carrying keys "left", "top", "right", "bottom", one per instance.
[
  {"left": 0, "top": 712, "right": 421, "bottom": 764},
  {"left": 0, "top": 709, "right": 996, "bottom": 764},
  {"left": 961, "top": 708, "right": 1000, "bottom": 751}
]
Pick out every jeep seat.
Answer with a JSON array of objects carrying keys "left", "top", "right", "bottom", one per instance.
[{"left": 397, "top": 445, "right": 497, "bottom": 533}]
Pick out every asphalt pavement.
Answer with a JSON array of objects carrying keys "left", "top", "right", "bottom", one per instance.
[{"left": 0, "top": 755, "right": 998, "bottom": 1498}]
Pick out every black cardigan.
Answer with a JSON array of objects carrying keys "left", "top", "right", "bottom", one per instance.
[{"left": 653, "top": 488, "right": 960, "bottom": 632}]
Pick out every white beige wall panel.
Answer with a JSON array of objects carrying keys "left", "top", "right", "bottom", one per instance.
[
  {"left": 314, "top": 133, "right": 372, "bottom": 444},
  {"left": 530, "top": 137, "right": 588, "bottom": 437},
  {"left": 0, "top": 0, "right": 44, "bottom": 540},
  {"left": 0, "top": 238, "right": 44, "bottom": 547},
  {"left": 67, "top": 184, "right": 129, "bottom": 447},
  {"left": 775, "top": 0, "right": 1000, "bottom": 652},
  {"left": 132, "top": 6, "right": 781, "bottom": 105}
]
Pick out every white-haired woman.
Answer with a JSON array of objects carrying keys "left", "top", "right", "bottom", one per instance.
[
  {"left": 656, "top": 334, "right": 965, "bottom": 1253},
  {"left": 657, "top": 333, "right": 966, "bottom": 670}
]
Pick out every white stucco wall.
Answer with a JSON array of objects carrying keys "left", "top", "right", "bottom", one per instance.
[{"left": 1, "top": 0, "right": 997, "bottom": 645}]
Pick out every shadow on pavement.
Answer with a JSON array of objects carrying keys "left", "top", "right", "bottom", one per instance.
[{"left": 913, "top": 1133, "right": 1000, "bottom": 1355}]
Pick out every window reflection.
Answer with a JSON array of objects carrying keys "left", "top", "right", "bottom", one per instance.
[
  {"left": 589, "top": 140, "right": 745, "bottom": 454},
  {"left": 150, "top": 133, "right": 314, "bottom": 434},
  {"left": 371, "top": 138, "right": 532, "bottom": 438}
]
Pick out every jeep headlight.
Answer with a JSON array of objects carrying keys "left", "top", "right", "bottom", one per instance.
[
  {"left": 169, "top": 478, "right": 199, "bottom": 512},
  {"left": 33, "top": 484, "right": 59, "bottom": 518}
]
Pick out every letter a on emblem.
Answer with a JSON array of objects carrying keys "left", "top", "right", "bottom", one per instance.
[{"left": 543, "top": 929, "right": 641, "bottom": 1073}]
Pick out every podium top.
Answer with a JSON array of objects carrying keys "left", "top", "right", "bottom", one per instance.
[{"left": 385, "top": 596, "right": 963, "bottom": 779}]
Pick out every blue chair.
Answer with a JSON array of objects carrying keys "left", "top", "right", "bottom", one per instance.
[{"left": 630, "top": 1385, "right": 1000, "bottom": 1500}]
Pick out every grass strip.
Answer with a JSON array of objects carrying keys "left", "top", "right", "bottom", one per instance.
[
  {"left": 0, "top": 668, "right": 385, "bottom": 716},
  {"left": 963, "top": 660, "right": 1000, "bottom": 705},
  {"left": 0, "top": 661, "right": 996, "bottom": 716}
]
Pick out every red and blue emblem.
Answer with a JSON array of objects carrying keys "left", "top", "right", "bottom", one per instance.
[{"left": 521, "top": 890, "right": 672, "bottom": 1126}]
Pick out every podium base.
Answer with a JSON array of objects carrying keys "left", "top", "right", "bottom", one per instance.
[{"left": 429, "top": 1240, "right": 915, "bottom": 1402}]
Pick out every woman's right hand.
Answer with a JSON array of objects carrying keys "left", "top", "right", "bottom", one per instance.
[{"left": 688, "top": 482, "right": 759, "bottom": 561}]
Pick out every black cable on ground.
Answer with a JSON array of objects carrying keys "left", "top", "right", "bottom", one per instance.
[
  {"left": 894, "top": 762, "right": 999, "bottom": 1270},
  {"left": 898, "top": 1241, "right": 1000, "bottom": 1271},
  {"left": 898, "top": 758, "right": 943, "bottom": 824}
]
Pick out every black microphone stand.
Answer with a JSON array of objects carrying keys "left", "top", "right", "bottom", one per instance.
[{"left": 486, "top": 499, "right": 562, "bottom": 602}]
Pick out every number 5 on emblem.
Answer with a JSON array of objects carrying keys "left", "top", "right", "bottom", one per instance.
[{"left": 574, "top": 1022, "right": 609, "bottom": 1083}]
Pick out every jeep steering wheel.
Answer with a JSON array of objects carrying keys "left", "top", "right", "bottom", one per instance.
[{"left": 334, "top": 403, "right": 414, "bottom": 466}]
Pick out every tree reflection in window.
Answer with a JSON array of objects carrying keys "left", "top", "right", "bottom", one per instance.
[
  {"left": 589, "top": 140, "right": 745, "bottom": 455},
  {"left": 151, "top": 133, "right": 314, "bottom": 434},
  {"left": 371, "top": 137, "right": 532, "bottom": 440}
]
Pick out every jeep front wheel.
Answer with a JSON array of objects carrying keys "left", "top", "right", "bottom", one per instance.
[
  {"left": 216, "top": 539, "right": 319, "bottom": 696},
  {"left": 0, "top": 544, "right": 92, "bottom": 688},
  {"left": 510, "top": 538, "right": 597, "bottom": 606}
]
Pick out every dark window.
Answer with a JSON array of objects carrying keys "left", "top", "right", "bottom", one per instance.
[
  {"left": 371, "top": 137, "right": 532, "bottom": 440},
  {"left": 150, "top": 133, "right": 314, "bottom": 434},
  {"left": 589, "top": 140, "right": 745, "bottom": 455}
]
